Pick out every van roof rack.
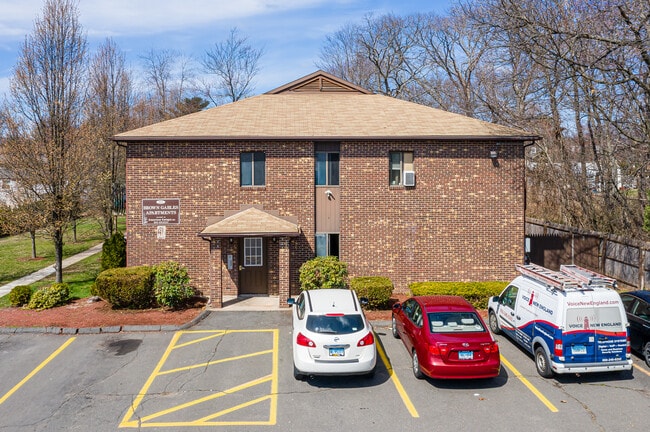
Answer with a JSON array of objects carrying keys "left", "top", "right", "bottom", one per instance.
[
  {"left": 559, "top": 264, "right": 618, "bottom": 289},
  {"left": 515, "top": 264, "right": 582, "bottom": 291}
]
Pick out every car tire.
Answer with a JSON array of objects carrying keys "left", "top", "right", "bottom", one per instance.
[
  {"left": 535, "top": 346, "right": 554, "bottom": 378},
  {"left": 293, "top": 364, "right": 306, "bottom": 381},
  {"left": 412, "top": 350, "right": 424, "bottom": 379},
  {"left": 392, "top": 315, "right": 400, "bottom": 339},
  {"left": 644, "top": 342, "right": 650, "bottom": 368},
  {"left": 488, "top": 310, "right": 501, "bottom": 335}
]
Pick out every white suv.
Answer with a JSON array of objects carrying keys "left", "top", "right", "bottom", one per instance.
[{"left": 287, "top": 289, "right": 377, "bottom": 380}]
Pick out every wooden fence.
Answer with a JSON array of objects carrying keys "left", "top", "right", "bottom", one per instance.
[{"left": 526, "top": 218, "right": 650, "bottom": 290}]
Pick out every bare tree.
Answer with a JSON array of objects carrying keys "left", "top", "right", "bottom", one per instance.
[
  {"left": 86, "top": 38, "right": 132, "bottom": 236},
  {"left": 202, "top": 28, "right": 264, "bottom": 104},
  {"left": 3, "top": 0, "right": 91, "bottom": 282}
]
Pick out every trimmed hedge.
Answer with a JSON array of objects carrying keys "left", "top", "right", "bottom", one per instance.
[
  {"left": 350, "top": 276, "right": 394, "bottom": 310},
  {"left": 93, "top": 266, "right": 155, "bottom": 309},
  {"left": 153, "top": 261, "right": 194, "bottom": 308},
  {"left": 27, "top": 283, "right": 70, "bottom": 310},
  {"left": 409, "top": 281, "right": 508, "bottom": 309},
  {"left": 299, "top": 256, "right": 348, "bottom": 290},
  {"left": 101, "top": 232, "right": 126, "bottom": 271},
  {"left": 9, "top": 285, "right": 33, "bottom": 307}
]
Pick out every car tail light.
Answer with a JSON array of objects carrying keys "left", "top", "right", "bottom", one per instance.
[
  {"left": 482, "top": 341, "right": 499, "bottom": 354},
  {"left": 357, "top": 331, "right": 375, "bottom": 347},
  {"left": 296, "top": 332, "right": 316, "bottom": 348},
  {"left": 326, "top": 313, "right": 344, "bottom": 316},
  {"left": 554, "top": 339, "right": 563, "bottom": 356},
  {"left": 428, "top": 343, "right": 449, "bottom": 356}
]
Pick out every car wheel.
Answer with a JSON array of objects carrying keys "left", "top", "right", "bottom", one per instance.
[
  {"left": 535, "top": 346, "right": 553, "bottom": 378},
  {"left": 412, "top": 350, "right": 424, "bottom": 379},
  {"left": 488, "top": 310, "right": 501, "bottom": 335},
  {"left": 293, "top": 364, "right": 306, "bottom": 381},
  {"left": 644, "top": 342, "right": 650, "bottom": 368},
  {"left": 391, "top": 315, "right": 400, "bottom": 339}
]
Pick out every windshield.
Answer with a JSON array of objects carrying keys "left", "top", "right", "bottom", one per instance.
[
  {"left": 427, "top": 312, "right": 485, "bottom": 333},
  {"left": 306, "top": 314, "right": 364, "bottom": 334},
  {"left": 565, "top": 307, "right": 625, "bottom": 332}
]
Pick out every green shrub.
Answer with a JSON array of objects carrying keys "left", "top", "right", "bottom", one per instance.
[
  {"left": 299, "top": 256, "right": 348, "bottom": 290},
  {"left": 409, "top": 281, "right": 508, "bottom": 309},
  {"left": 350, "top": 276, "right": 394, "bottom": 309},
  {"left": 93, "top": 266, "right": 155, "bottom": 309},
  {"left": 27, "top": 283, "right": 70, "bottom": 310},
  {"left": 153, "top": 261, "right": 194, "bottom": 308},
  {"left": 100, "top": 232, "right": 126, "bottom": 271},
  {"left": 9, "top": 285, "right": 33, "bottom": 307}
]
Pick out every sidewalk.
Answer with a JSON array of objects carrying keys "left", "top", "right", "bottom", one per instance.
[{"left": 0, "top": 243, "right": 104, "bottom": 297}]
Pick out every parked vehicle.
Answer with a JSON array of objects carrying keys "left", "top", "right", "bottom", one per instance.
[
  {"left": 620, "top": 290, "right": 650, "bottom": 367},
  {"left": 488, "top": 264, "right": 632, "bottom": 378},
  {"left": 287, "top": 289, "right": 376, "bottom": 380},
  {"left": 391, "top": 295, "right": 500, "bottom": 379}
]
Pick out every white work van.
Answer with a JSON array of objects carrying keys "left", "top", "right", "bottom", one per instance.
[{"left": 488, "top": 264, "right": 632, "bottom": 377}]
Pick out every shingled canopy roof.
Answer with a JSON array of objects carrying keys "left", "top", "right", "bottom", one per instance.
[
  {"left": 115, "top": 70, "right": 539, "bottom": 142},
  {"left": 198, "top": 206, "right": 300, "bottom": 238}
]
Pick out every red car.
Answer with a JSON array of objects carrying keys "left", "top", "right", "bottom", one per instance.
[{"left": 391, "top": 295, "right": 500, "bottom": 379}]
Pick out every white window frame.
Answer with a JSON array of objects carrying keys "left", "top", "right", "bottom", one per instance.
[{"left": 244, "top": 237, "right": 263, "bottom": 267}]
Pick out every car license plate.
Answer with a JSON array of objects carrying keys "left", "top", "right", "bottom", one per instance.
[
  {"left": 572, "top": 345, "right": 587, "bottom": 355},
  {"left": 329, "top": 347, "right": 345, "bottom": 357},
  {"left": 459, "top": 350, "right": 473, "bottom": 360}
]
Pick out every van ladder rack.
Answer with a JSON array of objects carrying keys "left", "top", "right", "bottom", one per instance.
[
  {"left": 559, "top": 264, "right": 618, "bottom": 289},
  {"left": 515, "top": 264, "right": 582, "bottom": 291}
]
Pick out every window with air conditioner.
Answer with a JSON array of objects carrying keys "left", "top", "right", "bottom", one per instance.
[{"left": 389, "top": 151, "right": 414, "bottom": 186}]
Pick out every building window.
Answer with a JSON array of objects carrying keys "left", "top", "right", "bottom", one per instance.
[
  {"left": 316, "top": 233, "right": 339, "bottom": 258},
  {"left": 315, "top": 152, "right": 339, "bottom": 186},
  {"left": 244, "top": 237, "right": 263, "bottom": 266},
  {"left": 389, "top": 151, "right": 414, "bottom": 186},
  {"left": 241, "top": 152, "right": 265, "bottom": 186}
]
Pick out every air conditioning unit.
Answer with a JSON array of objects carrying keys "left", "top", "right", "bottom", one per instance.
[{"left": 403, "top": 171, "right": 415, "bottom": 187}]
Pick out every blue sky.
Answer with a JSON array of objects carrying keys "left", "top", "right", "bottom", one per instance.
[{"left": 0, "top": 0, "right": 452, "bottom": 99}]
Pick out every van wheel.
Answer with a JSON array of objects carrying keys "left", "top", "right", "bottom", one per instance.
[
  {"left": 535, "top": 347, "right": 554, "bottom": 378},
  {"left": 391, "top": 315, "right": 400, "bottom": 339},
  {"left": 643, "top": 342, "right": 650, "bottom": 368},
  {"left": 412, "top": 350, "right": 424, "bottom": 379},
  {"left": 488, "top": 311, "right": 501, "bottom": 335}
]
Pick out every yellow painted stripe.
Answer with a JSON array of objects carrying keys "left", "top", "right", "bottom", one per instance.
[
  {"left": 0, "top": 337, "right": 76, "bottom": 405},
  {"left": 500, "top": 354, "right": 558, "bottom": 412},
  {"left": 173, "top": 331, "right": 226, "bottom": 349},
  {"left": 376, "top": 340, "right": 419, "bottom": 418},
  {"left": 633, "top": 362, "right": 650, "bottom": 377},
  {"left": 157, "top": 348, "right": 273, "bottom": 375},
  {"left": 120, "top": 331, "right": 183, "bottom": 427},
  {"left": 269, "top": 329, "right": 279, "bottom": 425},
  {"left": 192, "top": 394, "right": 272, "bottom": 424}
]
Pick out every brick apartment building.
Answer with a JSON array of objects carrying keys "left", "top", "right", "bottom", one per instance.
[{"left": 115, "top": 71, "right": 539, "bottom": 308}]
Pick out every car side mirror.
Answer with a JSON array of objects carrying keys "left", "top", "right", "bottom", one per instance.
[
  {"left": 392, "top": 303, "right": 401, "bottom": 311},
  {"left": 491, "top": 296, "right": 500, "bottom": 303},
  {"left": 287, "top": 298, "right": 296, "bottom": 306},
  {"left": 359, "top": 297, "right": 369, "bottom": 306}
]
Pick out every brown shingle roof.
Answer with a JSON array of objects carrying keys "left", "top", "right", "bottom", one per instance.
[
  {"left": 115, "top": 71, "right": 538, "bottom": 142},
  {"left": 198, "top": 206, "right": 300, "bottom": 238}
]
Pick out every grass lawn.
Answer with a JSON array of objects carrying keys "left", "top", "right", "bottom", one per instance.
[{"left": 0, "top": 217, "right": 124, "bottom": 286}]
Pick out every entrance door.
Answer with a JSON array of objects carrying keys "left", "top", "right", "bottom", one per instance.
[{"left": 238, "top": 237, "right": 268, "bottom": 294}]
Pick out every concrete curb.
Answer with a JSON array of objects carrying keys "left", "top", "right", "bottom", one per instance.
[{"left": 0, "top": 308, "right": 212, "bottom": 335}]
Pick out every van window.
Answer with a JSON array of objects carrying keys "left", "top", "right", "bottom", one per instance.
[
  {"left": 565, "top": 307, "right": 625, "bottom": 332},
  {"left": 500, "top": 285, "right": 519, "bottom": 309}
]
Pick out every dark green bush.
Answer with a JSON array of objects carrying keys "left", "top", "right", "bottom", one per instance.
[
  {"left": 299, "top": 256, "right": 348, "bottom": 290},
  {"left": 93, "top": 266, "right": 155, "bottom": 309},
  {"left": 153, "top": 261, "right": 194, "bottom": 308},
  {"left": 409, "top": 281, "right": 508, "bottom": 309},
  {"left": 27, "top": 283, "right": 70, "bottom": 310},
  {"left": 350, "top": 276, "right": 394, "bottom": 309},
  {"left": 100, "top": 232, "right": 126, "bottom": 271},
  {"left": 9, "top": 285, "right": 32, "bottom": 307}
]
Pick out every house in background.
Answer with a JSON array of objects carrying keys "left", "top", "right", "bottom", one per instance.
[{"left": 114, "top": 71, "right": 539, "bottom": 308}]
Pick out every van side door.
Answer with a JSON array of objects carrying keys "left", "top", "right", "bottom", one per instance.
[{"left": 496, "top": 285, "right": 520, "bottom": 340}]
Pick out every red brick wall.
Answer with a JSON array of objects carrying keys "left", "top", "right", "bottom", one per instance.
[{"left": 125, "top": 139, "right": 524, "bottom": 296}]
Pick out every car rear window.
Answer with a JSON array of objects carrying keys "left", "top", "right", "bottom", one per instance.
[
  {"left": 427, "top": 312, "right": 485, "bottom": 333},
  {"left": 565, "top": 307, "right": 625, "bottom": 332},
  {"left": 306, "top": 314, "right": 364, "bottom": 334}
]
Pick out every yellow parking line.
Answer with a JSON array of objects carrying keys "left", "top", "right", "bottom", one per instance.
[
  {"left": 157, "top": 349, "right": 273, "bottom": 375},
  {"left": 376, "top": 340, "right": 419, "bottom": 418},
  {"left": 500, "top": 354, "right": 558, "bottom": 412},
  {"left": 0, "top": 337, "right": 76, "bottom": 405},
  {"left": 633, "top": 362, "right": 650, "bottom": 377}
]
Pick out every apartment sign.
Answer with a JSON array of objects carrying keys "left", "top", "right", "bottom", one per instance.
[{"left": 142, "top": 199, "right": 180, "bottom": 225}]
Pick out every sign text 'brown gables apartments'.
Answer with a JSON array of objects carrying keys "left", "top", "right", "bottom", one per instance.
[{"left": 142, "top": 199, "right": 181, "bottom": 225}]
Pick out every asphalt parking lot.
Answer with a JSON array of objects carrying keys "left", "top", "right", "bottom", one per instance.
[{"left": 1, "top": 310, "right": 648, "bottom": 431}]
